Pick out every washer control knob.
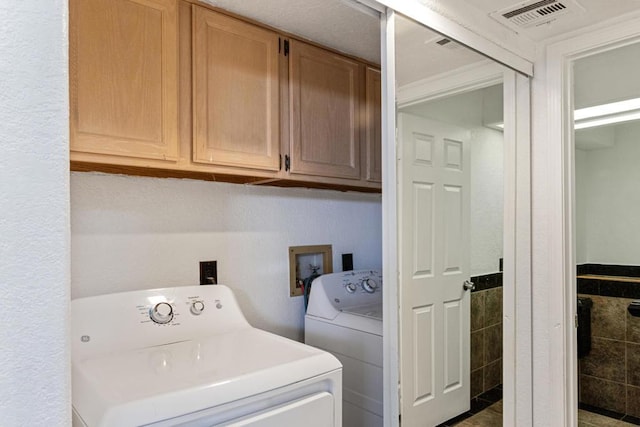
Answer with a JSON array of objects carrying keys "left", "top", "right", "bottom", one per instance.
[
  {"left": 190, "top": 300, "right": 205, "bottom": 315},
  {"left": 362, "top": 278, "right": 378, "bottom": 293},
  {"left": 150, "top": 302, "right": 173, "bottom": 324},
  {"left": 345, "top": 282, "right": 357, "bottom": 293}
]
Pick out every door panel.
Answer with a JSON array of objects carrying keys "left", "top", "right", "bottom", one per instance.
[
  {"left": 413, "top": 183, "right": 434, "bottom": 276},
  {"left": 414, "top": 133, "right": 434, "bottom": 165},
  {"left": 413, "top": 305, "right": 435, "bottom": 404},
  {"left": 399, "top": 112, "right": 471, "bottom": 426},
  {"left": 444, "top": 139, "right": 464, "bottom": 170},
  {"left": 443, "top": 300, "right": 462, "bottom": 391},
  {"left": 443, "top": 185, "right": 463, "bottom": 273}
]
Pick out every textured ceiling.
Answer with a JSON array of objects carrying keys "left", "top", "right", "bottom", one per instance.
[
  {"left": 199, "top": 0, "right": 640, "bottom": 85},
  {"left": 395, "top": 14, "right": 489, "bottom": 87},
  {"left": 396, "top": 0, "right": 640, "bottom": 86},
  {"left": 200, "top": 0, "right": 381, "bottom": 64},
  {"left": 201, "top": 0, "right": 640, "bottom": 152}
]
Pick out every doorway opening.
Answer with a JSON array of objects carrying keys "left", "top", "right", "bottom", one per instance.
[
  {"left": 394, "top": 13, "right": 508, "bottom": 426},
  {"left": 542, "top": 16, "right": 640, "bottom": 426},
  {"left": 572, "top": 41, "right": 640, "bottom": 425}
]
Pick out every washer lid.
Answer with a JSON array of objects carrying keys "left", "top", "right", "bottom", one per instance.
[
  {"left": 342, "top": 303, "right": 383, "bottom": 321},
  {"left": 72, "top": 328, "right": 341, "bottom": 427}
]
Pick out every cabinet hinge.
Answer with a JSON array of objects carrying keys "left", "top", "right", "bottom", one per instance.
[
  {"left": 575, "top": 313, "right": 579, "bottom": 328},
  {"left": 279, "top": 154, "right": 282, "bottom": 171},
  {"left": 284, "top": 154, "right": 290, "bottom": 172},
  {"left": 278, "top": 37, "right": 281, "bottom": 54},
  {"left": 284, "top": 39, "right": 289, "bottom": 57}
]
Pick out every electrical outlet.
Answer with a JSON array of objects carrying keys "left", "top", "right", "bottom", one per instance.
[
  {"left": 199, "top": 261, "right": 217, "bottom": 285},
  {"left": 342, "top": 253, "right": 353, "bottom": 271}
]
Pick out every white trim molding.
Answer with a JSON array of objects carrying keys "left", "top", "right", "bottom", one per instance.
[
  {"left": 535, "top": 15, "right": 640, "bottom": 427},
  {"left": 397, "top": 60, "right": 504, "bottom": 108},
  {"left": 381, "top": 8, "right": 400, "bottom": 427},
  {"left": 503, "top": 69, "right": 533, "bottom": 427}
]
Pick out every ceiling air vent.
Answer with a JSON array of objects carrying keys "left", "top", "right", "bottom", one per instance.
[
  {"left": 490, "top": 0, "right": 584, "bottom": 30},
  {"left": 434, "top": 37, "right": 462, "bottom": 50}
]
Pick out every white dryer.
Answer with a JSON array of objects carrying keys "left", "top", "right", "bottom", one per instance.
[
  {"left": 305, "top": 270, "right": 382, "bottom": 427},
  {"left": 71, "top": 285, "right": 342, "bottom": 427}
]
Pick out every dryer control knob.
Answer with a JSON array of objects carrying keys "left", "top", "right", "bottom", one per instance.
[
  {"left": 150, "top": 302, "right": 173, "bottom": 324},
  {"left": 345, "top": 283, "right": 357, "bottom": 293},
  {"left": 190, "top": 300, "right": 205, "bottom": 315},
  {"left": 362, "top": 278, "right": 378, "bottom": 293}
]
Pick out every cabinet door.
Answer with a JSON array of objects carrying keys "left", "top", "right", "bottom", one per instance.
[
  {"left": 365, "top": 67, "right": 382, "bottom": 183},
  {"left": 289, "top": 40, "right": 362, "bottom": 180},
  {"left": 70, "top": 0, "right": 178, "bottom": 161},
  {"left": 192, "top": 7, "right": 280, "bottom": 171}
]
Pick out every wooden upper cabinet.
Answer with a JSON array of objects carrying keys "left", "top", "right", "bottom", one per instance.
[
  {"left": 365, "top": 67, "right": 382, "bottom": 183},
  {"left": 70, "top": 0, "right": 179, "bottom": 161},
  {"left": 192, "top": 6, "right": 280, "bottom": 172},
  {"left": 69, "top": 2, "right": 379, "bottom": 191},
  {"left": 289, "top": 40, "right": 362, "bottom": 180}
]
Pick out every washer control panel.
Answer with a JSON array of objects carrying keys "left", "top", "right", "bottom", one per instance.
[
  {"left": 149, "top": 302, "right": 174, "bottom": 324},
  {"left": 190, "top": 300, "right": 205, "bottom": 315},
  {"left": 312, "top": 269, "right": 382, "bottom": 312},
  {"left": 361, "top": 277, "right": 379, "bottom": 294}
]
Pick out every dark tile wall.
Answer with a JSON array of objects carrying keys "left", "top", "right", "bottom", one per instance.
[
  {"left": 578, "top": 293, "right": 640, "bottom": 419},
  {"left": 471, "top": 284, "right": 502, "bottom": 398},
  {"left": 470, "top": 272, "right": 503, "bottom": 292},
  {"left": 578, "top": 264, "right": 640, "bottom": 278},
  {"left": 578, "top": 277, "right": 640, "bottom": 299},
  {"left": 577, "top": 263, "right": 640, "bottom": 299}
]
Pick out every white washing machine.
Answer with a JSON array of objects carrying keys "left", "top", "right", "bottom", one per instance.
[
  {"left": 71, "top": 285, "right": 342, "bottom": 427},
  {"left": 305, "top": 270, "right": 382, "bottom": 427}
]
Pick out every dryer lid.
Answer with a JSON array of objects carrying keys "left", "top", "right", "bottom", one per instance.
[{"left": 72, "top": 328, "right": 340, "bottom": 427}]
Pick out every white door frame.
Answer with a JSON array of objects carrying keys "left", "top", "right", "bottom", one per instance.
[
  {"left": 539, "top": 14, "right": 640, "bottom": 427},
  {"left": 381, "top": 8, "right": 399, "bottom": 427},
  {"left": 384, "top": 35, "right": 532, "bottom": 426},
  {"left": 398, "top": 64, "right": 532, "bottom": 427},
  {"left": 503, "top": 69, "right": 533, "bottom": 427}
]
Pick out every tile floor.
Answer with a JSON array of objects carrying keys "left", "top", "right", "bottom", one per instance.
[
  {"left": 438, "top": 386, "right": 640, "bottom": 426},
  {"left": 447, "top": 401, "right": 638, "bottom": 427}
]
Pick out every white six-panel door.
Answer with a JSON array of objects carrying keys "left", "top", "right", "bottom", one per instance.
[{"left": 398, "top": 112, "right": 471, "bottom": 426}]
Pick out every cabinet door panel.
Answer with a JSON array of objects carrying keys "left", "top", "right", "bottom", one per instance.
[
  {"left": 70, "top": 0, "right": 178, "bottom": 161},
  {"left": 289, "top": 40, "right": 361, "bottom": 179},
  {"left": 192, "top": 7, "right": 280, "bottom": 171},
  {"left": 365, "top": 67, "right": 382, "bottom": 183}
]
